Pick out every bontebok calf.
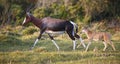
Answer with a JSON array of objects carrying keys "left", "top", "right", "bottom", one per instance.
[{"left": 80, "top": 27, "right": 116, "bottom": 51}]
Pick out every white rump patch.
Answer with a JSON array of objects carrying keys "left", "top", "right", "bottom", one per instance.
[
  {"left": 70, "top": 21, "right": 76, "bottom": 36},
  {"left": 22, "top": 18, "right": 26, "bottom": 25},
  {"left": 70, "top": 21, "right": 76, "bottom": 26}
]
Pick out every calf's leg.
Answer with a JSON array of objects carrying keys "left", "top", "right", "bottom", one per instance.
[
  {"left": 103, "top": 41, "right": 107, "bottom": 51},
  {"left": 85, "top": 41, "right": 92, "bottom": 52},
  {"left": 109, "top": 41, "right": 116, "bottom": 51},
  {"left": 74, "top": 33, "right": 86, "bottom": 48}
]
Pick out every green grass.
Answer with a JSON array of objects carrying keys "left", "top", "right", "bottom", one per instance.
[
  {"left": 0, "top": 51, "right": 120, "bottom": 64},
  {"left": 0, "top": 26, "right": 120, "bottom": 64}
]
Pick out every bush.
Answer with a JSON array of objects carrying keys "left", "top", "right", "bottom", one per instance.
[
  {"left": 21, "top": 26, "right": 38, "bottom": 35},
  {"left": 0, "top": 34, "right": 21, "bottom": 45}
]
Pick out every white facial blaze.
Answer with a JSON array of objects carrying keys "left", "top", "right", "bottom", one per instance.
[{"left": 22, "top": 18, "right": 26, "bottom": 25}]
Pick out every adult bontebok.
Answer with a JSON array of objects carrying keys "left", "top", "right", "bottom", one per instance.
[
  {"left": 22, "top": 12, "right": 86, "bottom": 51},
  {"left": 81, "top": 27, "right": 116, "bottom": 51}
]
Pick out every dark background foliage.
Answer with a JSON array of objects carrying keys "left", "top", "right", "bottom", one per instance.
[{"left": 0, "top": 0, "right": 120, "bottom": 29}]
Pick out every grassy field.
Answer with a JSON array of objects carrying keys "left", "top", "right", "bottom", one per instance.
[{"left": 0, "top": 26, "right": 120, "bottom": 64}]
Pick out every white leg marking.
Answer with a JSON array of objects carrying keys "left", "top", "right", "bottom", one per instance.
[
  {"left": 31, "top": 39, "right": 39, "bottom": 49},
  {"left": 73, "top": 40, "right": 76, "bottom": 50},
  {"left": 52, "top": 40, "right": 59, "bottom": 51},
  {"left": 79, "top": 38, "right": 86, "bottom": 48},
  {"left": 85, "top": 42, "right": 91, "bottom": 51},
  {"left": 22, "top": 18, "right": 26, "bottom": 25}
]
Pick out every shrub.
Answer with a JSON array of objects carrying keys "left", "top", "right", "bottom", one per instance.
[
  {"left": 21, "top": 26, "right": 38, "bottom": 35},
  {"left": 0, "top": 34, "right": 21, "bottom": 45}
]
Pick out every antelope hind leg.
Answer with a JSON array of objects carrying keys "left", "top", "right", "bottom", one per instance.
[{"left": 109, "top": 41, "right": 116, "bottom": 51}]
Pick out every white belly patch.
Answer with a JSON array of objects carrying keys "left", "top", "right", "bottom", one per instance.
[{"left": 45, "top": 30, "right": 65, "bottom": 35}]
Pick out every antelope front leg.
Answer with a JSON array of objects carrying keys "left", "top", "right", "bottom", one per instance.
[
  {"left": 74, "top": 33, "right": 86, "bottom": 48},
  {"left": 85, "top": 42, "right": 91, "bottom": 52},
  {"left": 31, "top": 39, "right": 39, "bottom": 50},
  {"left": 79, "top": 37, "right": 86, "bottom": 48},
  {"left": 30, "top": 31, "right": 44, "bottom": 50}
]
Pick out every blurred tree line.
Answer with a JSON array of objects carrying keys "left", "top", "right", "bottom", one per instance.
[{"left": 0, "top": 0, "right": 120, "bottom": 26}]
